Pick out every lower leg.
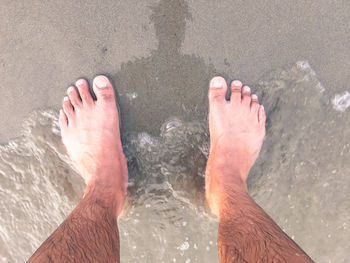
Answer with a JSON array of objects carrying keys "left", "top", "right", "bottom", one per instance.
[
  {"left": 217, "top": 187, "right": 312, "bottom": 263},
  {"left": 28, "top": 183, "right": 121, "bottom": 262},
  {"left": 206, "top": 77, "right": 313, "bottom": 262},
  {"left": 28, "top": 76, "right": 128, "bottom": 263}
]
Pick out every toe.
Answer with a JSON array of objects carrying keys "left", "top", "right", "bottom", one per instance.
[
  {"left": 250, "top": 94, "right": 260, "bottom": 114},
  {"left": 59, "top": 109, "right": 68, "bottom": 129},
  {"left": 92, "top": 75, "right": 115, "bottom": 103},
  {"left": 258, "top": 105, "right": 266, "bottom": 125},
  {"left": 76, "top": 79, "right": 93, "bottom": 105},
  {"left": 209, "top": 76, "right": 228, "bottom": 104},
  {"left": 62, "top": 96, "right": 74, "bottom": 120},
  {"left": 67, "top": 86, "right": 82, "bottom": 109},
  {"left": 242, "top": 85, "right": 251, "bottom": 106},
  {"left": 230, "top": 80, "right": 243, "bottom": 103}
]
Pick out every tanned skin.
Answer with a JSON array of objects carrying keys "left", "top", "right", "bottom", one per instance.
[
  {"left": 205, "top": 76, "right": 313, "bottom": 262},
  {"left": 28, "top": 187, "right": 120, "bottom": 262},
  {"left": 28, "top": 75, "right": 313, "bottom": 263},
  {"left": 28, "top": 76, "right": 128, "bottom": 263}
]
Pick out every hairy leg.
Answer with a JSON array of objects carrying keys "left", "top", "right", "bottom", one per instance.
[
  {"left": 28, "top": 186, "right": 121, "bottom": 263},
  {"left": 205, "top": 77, "right": 313, "bottom": 263},
  {"left": 28, "top": 76, "right": 128, "bottom": 263}
]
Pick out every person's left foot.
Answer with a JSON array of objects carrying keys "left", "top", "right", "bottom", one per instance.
[
  {"left": 205, "top": 77, "right": 266, "bottom": 217},
  {"left": 59, "top": 75, "right": 128, "bottom": 216}
]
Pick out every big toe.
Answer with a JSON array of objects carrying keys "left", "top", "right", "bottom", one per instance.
[
  {"left": 92, "top": 75, "right": 115, "bottom": 103},
  {"left": 209, "top": 76, "right": 228, "bottom": 105}
]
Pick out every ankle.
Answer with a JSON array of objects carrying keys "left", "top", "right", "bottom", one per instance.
[
  {"left": 206, "top": 173, "right": 248, "bottom": 217},
  {"left": 218, "top": 187, "right": 250, "bottom": 221},
  {"left": 84, "top": 177, "right": 126, "bottom": 216},
  {"left": 209, "top": 141, "right": 252, "bottom": 180},
  {"left": 207, "top": 157, "right": 249, "bottom": 187}
]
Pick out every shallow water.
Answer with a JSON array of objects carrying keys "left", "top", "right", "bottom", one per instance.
[{"left": 0, "top": 62, "right": 349, "bottom": 262}]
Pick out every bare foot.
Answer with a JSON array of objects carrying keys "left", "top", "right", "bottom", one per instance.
[
  {"left": 205, "top": 76, "right": 266, "bottom": 217},
  {"left": 59, "top": 75, "right": 128, "bottom": 216}
]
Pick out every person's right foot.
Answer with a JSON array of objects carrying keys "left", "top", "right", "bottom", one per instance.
[
  {"left": 59, "top": 75, "right": 128, "bottom": 216},
  {"left": 205, "top": 76, "right": 266, "bottom": 217}
]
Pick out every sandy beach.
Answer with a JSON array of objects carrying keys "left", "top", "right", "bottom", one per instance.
[
  {"left": 1, "top": 0, "right": 350, "bottom": 142},
  {"left": 1, "top": 1, "right": 350, "bottom": 262}
]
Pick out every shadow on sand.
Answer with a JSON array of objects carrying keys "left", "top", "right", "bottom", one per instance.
[{"left": 112, "top": 0, "right": 217, "bottom": 135}]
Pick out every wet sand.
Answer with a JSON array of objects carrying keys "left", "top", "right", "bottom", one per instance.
[
  {"left": 1, "top": 0, "right": 350, "bottom": 142},
  {"left": 1, "top": 1, "right": 350, "bottom": 262}
]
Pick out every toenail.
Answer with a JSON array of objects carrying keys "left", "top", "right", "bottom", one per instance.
[
  {"left": 211, "top": 77, "right": 224, "bottom": 88},
  {"left": 251, "top": 94, "right": 258, "bottom": 100},
  {"left": 261, "top": 105, "right": 265, "bottom": 111},
  {"left": 76, "top": 79, "right": 84, "bottom": 86},
  {"left": 67, "top": 86, "right": 75, "bottom": 93},
  {"left": 243, "top": 86, "right": 251, "bottom": 93},
  {"left": 64, "top": 96, "right": 69, "bottom": 101},
  {"left": 95, "top": 76, "right": 108, "bottom": 89},
  {"left": 232, "top": 80, "right": 242, "bottom": 87}
]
